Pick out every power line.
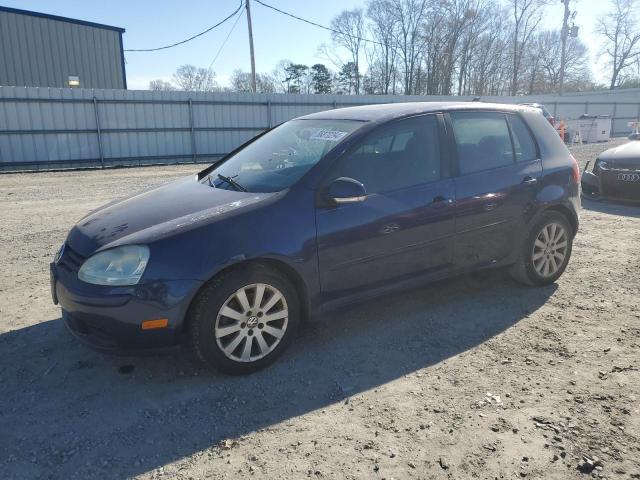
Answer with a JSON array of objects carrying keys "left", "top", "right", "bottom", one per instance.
[
  {"left": 124, "top": 1, "right": 244, "bottom": 52},
  {"left": 208, "top": 8, "right": 244, "bottom": 70},
  {"left": 253, "top": 0, "right": 385, "bottom": 47}
]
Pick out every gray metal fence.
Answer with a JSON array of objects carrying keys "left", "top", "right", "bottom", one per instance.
[{"left": 1, "top": 86, "right": 639, "bottom": 172}]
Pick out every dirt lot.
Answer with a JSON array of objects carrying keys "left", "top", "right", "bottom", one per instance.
[{"left": 0, "top": 139, "right": 638, "bottom": 480}]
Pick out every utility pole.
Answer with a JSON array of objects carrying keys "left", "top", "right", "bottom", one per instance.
[
  {"left": 245, "top": 0, "right": 257, "bottom": 93},
  {"left": 559, "top": 0, "right": 571, "bottom": 95}
]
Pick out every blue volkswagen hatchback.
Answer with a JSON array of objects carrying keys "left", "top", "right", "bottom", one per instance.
[{"left": 51, "top": 102, "right": 580, "bottom": 374}]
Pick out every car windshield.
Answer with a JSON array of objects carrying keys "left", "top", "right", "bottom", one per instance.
[{"left": 204, "top": 119, "right": 364, "bottom": 193}]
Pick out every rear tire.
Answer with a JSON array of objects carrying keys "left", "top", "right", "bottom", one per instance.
[
  {"left": 187, "top": 264, "right": 300, "bottom": 375},
  {"left": 509, "top": 211, "right": 574, "bottom": 286}
]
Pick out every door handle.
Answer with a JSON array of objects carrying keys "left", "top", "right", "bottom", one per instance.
[
  {"left": 432, "top": 195, "right": 453, "bottom": 204},
  {"left": 380, "top": 223, "right": 400, "bottom": 235},
  {"left": 522, "top": 176, "right": 538, "bottom": 185}
]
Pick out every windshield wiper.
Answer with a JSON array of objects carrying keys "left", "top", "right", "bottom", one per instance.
[{"left": 216, "top": 174, "right": 247, "bottom": 192}]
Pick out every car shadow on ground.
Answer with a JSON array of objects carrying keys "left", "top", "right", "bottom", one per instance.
[
  {"left": 0, "top": 272, "right": 556, "bottom": 479},
  {"left": 581, "top": 197, "right": 640, "bottom": 218}
]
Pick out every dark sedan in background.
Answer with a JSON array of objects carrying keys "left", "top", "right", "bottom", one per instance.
[
  {"left": 51, "top": 102, "right": 580, "bottom": 374},
  {"left": 582, "top": 139, "right": 640, "bottom": 202}
]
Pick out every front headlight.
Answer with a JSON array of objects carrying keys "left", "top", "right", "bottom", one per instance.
[{"left": 78, "top": 245, "right": 149, "bottom": 286}]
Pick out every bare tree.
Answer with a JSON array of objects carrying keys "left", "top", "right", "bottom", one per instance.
[
  {"left": 148, "top": 79, "right": 175, "bottom": 91},
  {"left": 597, "top": 0, "right": 640, "bottom": 89},
  {"left": 422, "top": 6, "right": 449, "bottom": 94},
  {"left": 532, "top": 30, "right": 591, "bottom": 92},
  {"left": 232, "top": 0, "right": 614, "bottom": 97},
  {"left": 507, "top": 0, "right": 548, "bottom": 95},
  {"left": 455, "top": 0, "right": 495, "bottom": 95},
  {"left": 437, "top": 0, "right": 480, "bottom": 95},
  {"left": 390, "top": 0, "right": 428, "bottom": 94},
  {"left": 172, "top": 65, "right": 220, "bottom": 92},
  {"left": 521, "top": 31, "right": 546, "bottom": 94},
  {"left": 316, "top": 43, "right": 345, "bottom": 72},
  {"left": 330, "top": 9, "right": 365, "bottom": 94},
  {"left": 366, "top": 0, "right": 400, "bottom": 94},
  {"left": 230, "top": 70, "right": 277, "bottom": 93}
]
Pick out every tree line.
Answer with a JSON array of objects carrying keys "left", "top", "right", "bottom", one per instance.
[{"left": 150, "top": 0, "right": 640, "bottom": 95}]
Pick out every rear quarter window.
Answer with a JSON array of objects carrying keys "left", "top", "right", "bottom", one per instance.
[{"left": 508, "top": 115, "right": 538, "bottom": 162}]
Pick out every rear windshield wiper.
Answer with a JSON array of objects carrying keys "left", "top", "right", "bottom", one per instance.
[{"left": 215, "top": 174, "right": 248, "bottom": 192}]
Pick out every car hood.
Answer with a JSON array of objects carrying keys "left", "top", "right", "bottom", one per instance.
[
  {"left": 599, "top": 141, "right": 640, "bottom": 168},
  {"left": 67, "top": 175, "right": 273, "bottom": 256}
]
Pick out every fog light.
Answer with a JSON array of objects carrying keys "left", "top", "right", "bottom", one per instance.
[{"left": 141, "top": 319, "right": 169, "bottom": 330}]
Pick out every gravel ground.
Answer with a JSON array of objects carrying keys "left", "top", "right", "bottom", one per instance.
[{"left": 0, "top": 138, "right": 638, "bottom": 480}]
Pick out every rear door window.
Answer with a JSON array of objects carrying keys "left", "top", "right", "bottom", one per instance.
[
  {"left": 450, "top": 112, "right": 514, "bottom": 175},
  {"left": 508, "top": 115, "right": 538, "bottom": 162}
]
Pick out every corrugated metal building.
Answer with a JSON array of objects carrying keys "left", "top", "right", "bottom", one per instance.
[{"left": 0, "top": 6, "right": 126, "bottom": 89}]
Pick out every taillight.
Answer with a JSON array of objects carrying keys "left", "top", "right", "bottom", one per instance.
[{"left": 570, "top": 155, "right": 580, "bottom": 184}]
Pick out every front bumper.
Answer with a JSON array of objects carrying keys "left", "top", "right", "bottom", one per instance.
[
  {"left": 51, "top": 262, "right": 202, "bottom": 353},
  {"left": 600, "top": 169, "right": 640, "bottom": 202},
  {"left": 582, "top": 169, "right": 640, "bottom": 202}
]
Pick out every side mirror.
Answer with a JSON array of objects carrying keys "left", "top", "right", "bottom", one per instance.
[{"left": 325, "top": 177, "right": 367, "bottom": 205}]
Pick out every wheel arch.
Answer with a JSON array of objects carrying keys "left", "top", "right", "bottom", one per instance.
[
  {"left": 539, "top": 204, "right": 578, "bottom": 237},
  {"left": 181, "top": 258, "right": 311, "bottom": 334}
]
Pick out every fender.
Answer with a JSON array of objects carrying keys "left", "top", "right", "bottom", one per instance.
[{"left": 581, "top": 170, "right": 601, "bottom": 196}]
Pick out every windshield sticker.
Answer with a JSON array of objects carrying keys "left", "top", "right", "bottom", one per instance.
[{"left": 309, "top": 129, "right": 349, "bottom": 142}]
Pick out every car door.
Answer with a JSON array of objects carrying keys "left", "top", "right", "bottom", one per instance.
[
  {"left": 448, "top": 111, "right": 542, "bottom": 269},
  {"left": 315, "top": 114, "right": 456, "bottom": 302}
]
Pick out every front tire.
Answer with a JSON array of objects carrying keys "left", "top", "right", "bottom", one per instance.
[
  {"left": 509, "top": 211, "right": 574, "bottom": 286},
  {"left": 188, "top": 265, "right": 300, "bottom": 374}
]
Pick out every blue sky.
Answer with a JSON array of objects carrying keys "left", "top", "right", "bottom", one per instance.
[{"left": 2, "top": 0, "right": 610, "bottom": 90}]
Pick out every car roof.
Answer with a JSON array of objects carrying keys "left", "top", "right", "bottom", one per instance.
[{"left": 299, "top": 101, "right": 535, "bottom": 123}]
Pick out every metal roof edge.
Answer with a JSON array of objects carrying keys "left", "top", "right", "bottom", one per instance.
[{"left": 0, "top": 5, "right": 125, "bottom": 33}]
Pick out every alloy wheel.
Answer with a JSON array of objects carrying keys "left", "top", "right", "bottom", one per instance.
[
  {"left": 214, "top": 283, "right": 289, "bottom": 362},
  {"left": 531, "top": 222, "right": 568, "bottom": 278}
]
